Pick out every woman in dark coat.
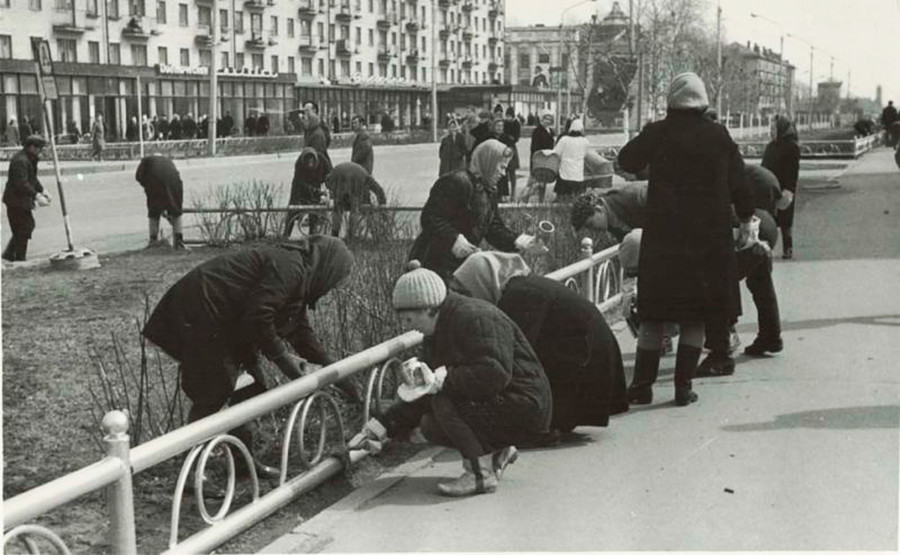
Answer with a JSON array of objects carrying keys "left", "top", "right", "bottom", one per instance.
[
  {"left": 324, "top": 161, "right": 387, "bottom": 238},
  {"left": 409, "top": 139, "right": 534, "bottom": 280},
  {"left": 762, "top": 115, "right": 800, "bottom": 259},
  {"left": 438, "top": 117, "right": 468, "bottom": 175},
  {"left": 491, "top": 118, "right": 516, "bottom": 198},
  {"left": 135, "top": 154, "right": 185, "bottom": 249},
  {"left": 285, "top": 147, "right": 327, "bottom": 237},
  {"left": 503, "top": 107, "right": 522, "bottom": 198},
  {"left": 451, "top": 252, "right": 629, "bottom": 435},
  {"left": 617, "top": 72, "right": 754, "bottom": 407},
  {"left": 143, "top": 236, "right": 358, "bottom": 447},
  {"left": 352, "top": 262, "right": 552, "bottom": 497}
]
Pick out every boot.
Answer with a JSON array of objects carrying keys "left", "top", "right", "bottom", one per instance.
[
  {"left": 627, "top": 348, "right": 661, "bottom": 405},
  {"left": 492, "top": 446, "right": 519, "bottom": 480},
  {"left": 744, "top": 336, "right": 784, "bottom": 356},
  {"left": 696, "top": 352, "right": 735, "bottom": 377},
  {"left": 745, "top": 297, "right": 783, "bottom": 356},
  {"left": 674, "top": 345, "right": 702, "bottom": 406},
  {"left": 437, "top": 456, "right": 497, "bottom": 497},
  {"left": 174, "top": 232, "right": 187, "bottom": 251}
]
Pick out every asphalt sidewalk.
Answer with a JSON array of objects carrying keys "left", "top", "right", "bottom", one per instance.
[{"left": 258, "top": 152, "right": 900, "bottom": 553}]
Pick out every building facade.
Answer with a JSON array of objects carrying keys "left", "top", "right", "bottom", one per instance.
[
  {"left": 0, "top": 0, "right": 506, "bottom": 140},
  {"left": 722, "top": 41, "right": 795, "bottom": 116}
]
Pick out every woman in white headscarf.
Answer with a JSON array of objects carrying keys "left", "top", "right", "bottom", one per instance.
[
  {"left": 553, "top": 118, "right": 590, "bottom": 199},
  {"left": 409, "top": 139, "right": 537, "bottom": 279},
  {"left": 451, "top": 252, "right": 629, "bottom": 441}
]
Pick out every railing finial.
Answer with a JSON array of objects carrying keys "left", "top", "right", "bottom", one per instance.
[{"left": 102, "top": 410, "right": 130, "bottom": 438}]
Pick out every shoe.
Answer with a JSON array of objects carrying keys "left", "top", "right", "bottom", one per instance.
[
  {"left": 492, "top": 446, "right": 519, "bottom": 479},
  {"left": 674, "top": 345, "right": 702, "bottom": 407},
  {"left": 174, "top": 240, "right": 188, "bottom": 251},
  {"left": 696, "top": 353, "right": 735, "bottom": 377},
  {"left": 675, "top": 389, "right": 699, "bottom": 406},
  {"left": 782, "top": 249, "right": 793, "bottom": 260},
  {"left": 146, "top": 238, "right": 169, "bottom": 249},
  {"left": 438, "top": 456, "right": 497, "bottom": 497},
  {"left": 743, "top": 336, "right": 784, "bottom": 356},
  {"left": 627, "top": 348, "right": 661, "bottom": 405}
]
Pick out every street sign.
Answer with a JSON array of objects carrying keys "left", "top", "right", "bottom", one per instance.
[{"left": 30, "top": 38, "right": 59, "bottom": 100}]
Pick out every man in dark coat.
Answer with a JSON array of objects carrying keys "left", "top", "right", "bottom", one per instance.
[
  {"left": 762, "top": 115, "right": 800, "bottom": 259},
  {"left": 19, "top": 117, "right": 33, "bottom": 142},
  {"left": 503, "top": 107, "right": 522, "bottom": 198},
  {"left": 617, "top": 72, "right": 753, "bottom": 407},
  {"left": 256, "top": 113, "right": 270, "bottom": 136},
  {"left": 221, "top": 111, "right": 234, "bottom": 137},
  {"left": 324, "top": 161, "right": 386, "bottom": 239},
  {"left": 143, "top": 237, "right": 359, "bottom": 455},
  {"left": 438, "top": 117, "right": 467, "bottom": 175},
  {"left": 468, "top": 110, "right": 494, "bottom": 155},
  {"left": 285, "top": 147, "right": 328, "bottom": 237},
  {"left": 350, "top": 115, "right": 374, "bottom": 174},
  {"left": 519, "top": 110, "right": 557, "bottom": 201},
  {"left": 135, "top": 154, "right": 186, "bottom": 250},
  {"left": 351, "top": 262, "right": 551, "bottom": 497},
  {"left": 198, "top": 114, "right": 209, "bottom": 139},
  {"left": 3, "top": 135, "right": 47, "bottom": 261},
  {"left": 126, "top": 116, "right": 139, "bottom": 141},
  {"left": 302, "top": 101, "right": 333, "bottom": 173},
  {"left": 881, "top": 100, "right": 898, "bottom": 145},
  {"left": 155, "top": 115, "right": 169, "bottom": 141},
  {"left": 182, "top": 113, "right": 198, "bottom": 139},
  {"left": 409, "top": 139, "right": 533, "bottom": 280},
  {"left": 244, "top": 113, "right": 257, "bottom": 137},
  {"left": 452, "top": 252, "right": 628, "bottom": 438},
  {"left": 168, "top": 114, "right": 182, "bottom": 140}
]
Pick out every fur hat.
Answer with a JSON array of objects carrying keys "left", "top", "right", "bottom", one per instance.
[
  {"left": 392, "top": 260, "right": 447, "bottom": 310},
  {"left": 667, "top": 72, "right": 709, "bottom": 111},
  {"left": 24, "top": 135, "right": 47, "bottom": 148},
  {"left": 571, "top": 195, "right": 598, "bottom": 231}
]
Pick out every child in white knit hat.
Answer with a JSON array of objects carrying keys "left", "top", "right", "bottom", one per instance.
[{"left": 350, "top": 260, "right": 552, "bottom": 498}]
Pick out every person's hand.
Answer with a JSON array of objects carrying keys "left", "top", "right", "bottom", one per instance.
[
  {"left": 272, "top": 352, "right": 308, "bottom": 380},
  {"left": 515, "top": 233, "right": 548, "bottom": 254},
  {"left": 348, "top": 418, "right": 388, "bottom": 454},
  {"left": 451, "top": 234, "right": 479, "bottom": 259},
  {"left": 776, "top": 190, "right": 794, "bottom": 211}
]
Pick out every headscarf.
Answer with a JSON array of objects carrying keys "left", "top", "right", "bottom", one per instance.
[
  {"left": 667, "top": 72, "right": 709, "bottom": 111},
  {"left": 295, "top": 146, "right": 324, "bottom": 184},
  {"left": 469, "top": 139, "right": 512, "bottom": 190},
  {"left": 451, "top": 251, "right": 531, "bottom": 305},
  {"left": 773, "top": 115, "right": 798, "bottom": 143},
  {"left": 282, "top": 235, "right": 354, "bottom": 310}
]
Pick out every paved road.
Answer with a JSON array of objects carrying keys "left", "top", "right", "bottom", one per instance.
[{"left": 260, "top": 148, "right": 900, "bottom": 553}]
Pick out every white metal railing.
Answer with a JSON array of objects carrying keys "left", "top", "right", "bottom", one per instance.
[{"left": 2, "top": 237, "right": 620, "bottom": 554}]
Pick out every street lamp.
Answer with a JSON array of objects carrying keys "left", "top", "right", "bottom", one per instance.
[
  {"left": 557, "top": 0, "right": 597, "bottom": 132},
  {"left": 749, "top": 12, "right": 787, "bottom": 113}
]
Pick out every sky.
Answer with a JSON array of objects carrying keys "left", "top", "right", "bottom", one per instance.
[{"left": 504, "top": 0, "right": 900, "bottom": 105}]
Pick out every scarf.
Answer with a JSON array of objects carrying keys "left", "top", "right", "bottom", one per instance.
[
  {"left": 773, "top": 115, "right": 798, "bottom": 143},
  {"left": 280, "top": 235, "right": 354, "bottom": 310},
  {"left": 451, "top": 251, "right": 531, "bottom": 305},
  {"left": 469, "top": 139, "right": 511, "bottom": 191}
]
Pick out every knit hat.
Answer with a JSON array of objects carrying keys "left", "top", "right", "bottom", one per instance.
[
  {"left": 392, "top": 260, "right": 447, "bottom": 310},
  {"left": 667, "top": 72, "right": 709, "bottom": 111}
]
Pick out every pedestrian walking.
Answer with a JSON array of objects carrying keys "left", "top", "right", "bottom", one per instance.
[
  {"left": 451, "top": 252, "right": 629, "bottom": 439},
  {"left": 350, "top": 115, "right": 374, "bottom": 174},
  {"left": 182, "top": 113, "right": 197, "bottom": 139},
  {"left": 762, "top": 114, "right": 800, "bottom": 259},
  {"left": 221, "top": 111, "right": 234, "bottom": 137},
  {"left": 90, "top": 114, "right": 105, "bottom": 161},
  {"left": 3, "top": 135, "right": 49, "bottom": 262},
  {"left": 503, "top": 107, "right": 522, "bottom": 199},
  {"left": 141, "top": 115, "right": 154, "bottom": 142},
  {"left": 519, "top": 109, "right": 556, "bottom": 202},
  {"left": 285, "top": 147, "right": 328, "bottom": 237},
  {"left": 491, "top": 118, "right": 516, "bottom": 199},
  {"left": 19, "top": 117, "right": 33, "bottom": 142},
  {"left": 408, "top": 139, "right": 539, "bottom": 280},
  {"left": 256, "top": 113, "right": 270, "bottom": 136},
  {"left": 881, "top": 100, "right": 898, "bottom": 146},
  {"left": 350, "top": 261, "right": 552, "bottom": 497},
  {"left": 198, "top": 114, "right": 209, "bottom": 139},
  {"left": 302, "top": 101, "right": 333, "bottom": 172},
  {"left": 5, "top": 118, "right": 20, "bottom": 146},
  {"left": 169, "top": 114, "right": 182, "bottom": 140},
  {"left": 438, "top": 116, "right": 467, "bottom": 176},
  {"left": 244, "top": 113, "right": 257, "bottom": 137},
  {"left": 126, "top": 116, "right": 139, "bottom": 142},
  {"left": 155, "top": 115, "right": 168, "bottom": 141},
  {"left": 135, "top": 153, "right": 186, "bottom": 250},
  {"left": 324, "top": 161, "right": 387, "bottom": 239},
  {"left": 143, "top": 236, "right": 359, "bottom": 474},
  {"left": 617, "top": 72, "right": 754, "bottom": 407},
  {"left": 553, "top": 118, "right": 589, "bottom": 200}
]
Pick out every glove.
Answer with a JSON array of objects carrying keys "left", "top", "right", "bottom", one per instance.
[
  {"left": 776, "top": 190, "right": 794, "bottom": 211},
  {"left": 348, "top": 418, "right": 388, "bottom": 454},
  {"left": 271, "top": 351, "right": 308, "bottom": 380},
  {"left": 515, "top": 233, "right": 547, "bottom": 254},
  {"left": 451, "top": 234, "right": 479, "bottom": 259}
]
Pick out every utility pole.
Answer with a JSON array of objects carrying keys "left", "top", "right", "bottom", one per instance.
[
  {"left": 431, "top": 0, "right": 437, "bottom": 142},
  {"left": 209, "top": 1, "right": 218, "bottom": 155},
  {"left": 715, "top": 0, "right": 722, "bottom": 115},
  {"left": 635, "top": 0, "right": 643, "bottom": 130}
]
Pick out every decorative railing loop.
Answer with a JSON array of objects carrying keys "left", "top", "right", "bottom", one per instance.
[{"left": 2, "top": 524, "right": 72, "bottom": 555}]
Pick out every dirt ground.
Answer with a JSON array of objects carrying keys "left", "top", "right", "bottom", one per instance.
[{"left": 1, "top": 245, "right": 423, "bottom": 554}]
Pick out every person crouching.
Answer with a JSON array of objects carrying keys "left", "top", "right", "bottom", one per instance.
[{"left": 351, "top": 261, "right": 552, "bottom": 497}]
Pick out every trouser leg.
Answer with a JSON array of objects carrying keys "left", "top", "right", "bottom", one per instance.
[
  {"left": 674, "top": 322, "right": 704, "bottom": 406},
  {"left": 148, "top": 217, "right": 160, "bottom": 241},
  {"left": 425, "top": 395, "right": 486, "bottom": 460}
]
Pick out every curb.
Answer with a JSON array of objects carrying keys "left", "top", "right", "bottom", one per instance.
[{"left": 257, "top": 445, "right": 445, "bottom": 554}]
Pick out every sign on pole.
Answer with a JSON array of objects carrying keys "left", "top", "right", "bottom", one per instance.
[{"left": 31, "top": 38, "right": 59, "bottom": 101}]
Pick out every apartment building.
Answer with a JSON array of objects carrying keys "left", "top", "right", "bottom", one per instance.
[{"left": 0, "top": 0, "right": 505, "bottom": 139}]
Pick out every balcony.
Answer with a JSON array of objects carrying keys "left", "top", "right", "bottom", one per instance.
[
  {"left": 488, "top": 61, "right": 498, "bottom": 71},
  {"left": 297, "top": 0, "right": 317, "bottom": 16},
  {"left": 245, "top": 30, "right": 266, "bottom": 48},
  {"left": 488, "top": 0, "right": 502, "bottom": 18},
  {"left": 376, "top": 45, "right": 395, "bottom": 61},
  {"left": 52, "top": 8, "right": 93, "bottom": 34},
  {"left": 376, "top": 12, "right": 397, "bottom": 28},
  {"left": 461, "top": 1, "right": 473, "bottom": 11},
  {"left": 439, "top": 23, "right": 455, "bottom": 39},
  {"left": 298, "top": 33, "right": 316, "bottom": 51},
  {"left": 244, "top": 0, "right": 265, "bottom": 11},
  {"left": 461, "top": 56, "right": 473, "bottom": 68},
  {"left": 405, "top": 48, "right": 419, "bottom": 63},
  {"left": 335, "top": 3, "right": 353, "bottom": 21},
  {"left": 488, "top": 30, "right": 500, "bottom": 45},
  {"left": 335, "top": 38, "right": 352, "bottom": 56},
  {"left": 122, "top": 16, "right": 155, "bottom": 39},
  {"left": 195, "top": 24, "right": 213, "bottom": 45},
  {"left": 461, "top": 25, "right": 473, "bottom": 40},
  {"left": 405, "top": 17, "right": 421, "bottom": 32},
  {"left": 438, "top": 0, "right": 452, "bottom": 7},
  {"left": 438, "top": 56, "right": 450, "bottom": 67}
]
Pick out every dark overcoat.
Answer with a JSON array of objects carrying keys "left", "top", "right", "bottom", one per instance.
[
  {"left": 530, "top": 125, "right": 555, "bottom": 157},
  {"left": 408, "top": 170, "right": 518, "bottom": 279},
  {"left": 350, "top": 129, "right": 374, "bottom": 174},
  {"left": 761, "top": 136, "right": 800, "bottom": 228},
  {"left": 3, "top": 149, "right": 43, "bottom": 239},
  {"left": 618, "top": 111, "right": 753, "bottom": 323},
  {"left": 380, "top": 291, "right": 552, "bottom": 451},
  {"left": 135, "top": 155, "right": 184, "bottom": 217},
  {"left": 499, "top": 275, "right": 629, "bottom": 430},
  {"left": 290, "top": 147, "right": 327, "bottom": 205},
  {"left": 439, "top": 133, "right": 467, "bottom": 175}
]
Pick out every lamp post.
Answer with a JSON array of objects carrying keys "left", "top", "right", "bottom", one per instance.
[
  {"left": 749, "top": 12, "right": 786, "bottom": 114},
  {"left": 787, "top": 33, "right": 815, "bottom": 120},
  {"left": 557, "top": 0, "right": 596, "bottom": 133}
]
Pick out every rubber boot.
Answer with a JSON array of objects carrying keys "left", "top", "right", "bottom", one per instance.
[
  {"left": 674, "top": 345, "right": 702, "bottom": 406},
  {"left": 492, "top": 446, "right": 519, "bottom": 480},
  {"left": 438, "top": 456, "right": 498, "bottom": 497},
  {"left": 627, "top": 348, "right": 661, "bottom": 405}
]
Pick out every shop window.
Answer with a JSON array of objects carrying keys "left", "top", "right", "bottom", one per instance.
[
  {"left": 131, "top": 44, "right": 147, "bottom": 66},
  {"left": 221, "top": 51, "right": 228, "bottom": 68},
  {"left": 179, "top": 48, "right": 189, "bottom": 66},
  {"left": 160, "top": 80, "right": 172, "bottom": 96},
  {"left": 72, "top": 77, "right": 86, "bottom": 94},
  {"left": 235, "top": 52, "right": 244, "bottom": 69},
  {"left": 0, "top": 35, "right": 11, "bottom": 60},
  {"left": 157, "top": 46, "right": 167, "bottom": 64},
  {"left": 301, "top": 57, "right": 312, "bottom": 76},
  {"left": 199, "top": 80, "right": 208, "bottom": 95},
  {"left": 156, "top": 0, "right": 165, "bottom": 23},
  {"left": 4, "top": 74, "right": 18, "bottom": 94},
  {"left": 178, "top": 2, "right": 187, "bottom": 26},
  {"left": 173, "top": 80, "right": 186, "bottom": 96},
  {"left": 109, "top": 43, "right": 121, "bottom": 64}
]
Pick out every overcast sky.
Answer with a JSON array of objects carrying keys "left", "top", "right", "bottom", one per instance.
[{"left": 505, "top": 0, "right": 899, "bottom": 106}]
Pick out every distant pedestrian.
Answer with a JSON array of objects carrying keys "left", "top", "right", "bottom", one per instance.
[
  {"left": 198, "top": 114, "right": 209, "bottom": 139},
  {"left": 141, "top": 115, "right": 154, "bottom": 141},
  {"left": 491, "top": 118, "right": 516, "bottom": 199},
  {"left": 468, "top": 110, "right": 494, "bottom": 155},
  {"left": 5, "top": 118, "right": 20, "bottom": 146},
  {"left": 155, "top": 115, "right": 169, "bottom": 141},
  {"left": 135, "top": 153, "right": 186, "bottom": 250},
  {"left": 244, "top": 113, "right": 257, "bottom": 137},
  {"left": 552, "top": 118, "right": 589, "bottom": 199},
  {"left": 325, "top": 161, "right": 387, "bottom": 239},
  {"left": 503, "top": 107, "right": 522, "bottom": 199},
  {"left": 182, "top": 113, "right": 198, "bottom": 140},
  {"left": 126, "top": 116, "right": 139, "bottom": 142},
  {"left": 91, "top": 114, "right": 105, "bottom": 161},
  {"left": 350, "top": 115, "right": 374, "bottom": 174},
  {"left": 285, "top": 147, "right": 328, "bottom": 237},
  {"left": 438, "top": 117, "right": 467, "bottom": 175},
  {"left": 380, "top": 112, "right": 395, "bottom": 133},
  {"left": 881, "top": 100, "right": 898, "bottom": 146},
  {"left": 331, "top": 112, "right": 341, "bottom": 134},
  {"left": 519, "top": 109, "right": 556, "bottom": 202},
  {"left": 302, "top": 101, "right": 332, "bottom": 172},
  {"left": 19, "top": 117, "right": 33, "bottom": 142},
  {"left": 256, "top": 113, "right": 270, "bottom": 136},
  {"left": 221, "top": 111, "right": 234, "bottom": 137},
  {"left": 3, "top": 135, "right": 48, "bottom": 262},
  {"left": 169, "top": 114, "right": 182, "bottom": 140},
  {"left": 762, "top": 115, "right": 800, "bottom": 259}
]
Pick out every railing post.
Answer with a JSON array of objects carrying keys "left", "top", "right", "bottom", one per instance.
[
  {"left": 581, "top": 237, "right": 595, "bottom": 304},
  {"left": 102, "top": 411, "right": 138, "bottom": 555}
]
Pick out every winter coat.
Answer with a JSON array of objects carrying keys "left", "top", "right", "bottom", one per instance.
[
  {"left": 553, "top": 134, "right": 590, "bottom": 181},
  {"left": 761, "top": 122, "right": 800, "bottom": 228},
  {"left": 304, "top": 116, "right": 333, "bottom": 174},
  {"left": 126, "top": 120, "right": 139, "bottom": 141},
  {"left": 744, "top": 164, "right": 784, "bottom": 218},
  {"left": 503, "top": 118, "right": 522, "bottom": 142},
  {"left": 618, "top": 110, "right": 753, "bottom": 323},
  {"left": 182, "top": 117, "right": 198, "bottom": 139},
  {"left": 143, "top": 238, "right": 352, "bottom": 398},
  {"left": 256, "top": 115, "right": 270, "bottom": 136},
  {"left": 350, "top": 129, "right": 374, "bottom": 174},
  {"left": 408, "top": 170, "right": 519, "bottom": 279},
  {"left": 3, "top": 149, "right": 43, "bottom": 211},
  {"left": 325, "top": 161, "right": 386, "bottom": 211},
  {"left": 439, "top": 132, "right": 468, "bottom": 175},
  {"left": 135, "top": 155, "right": 184, "bottom": 217},
  {"left": 530, "top": 124, "right": 555, "bottom": 159},
  {"left": 19, "top": 121, "right": 33, "bottom": 141},
  {"left": 91, "top": 121, "right": 105, "bottom": 147},
  {"left": 597, "top": 182, "right": 648, "bottom": 241},
  {"left": 156, "top": 118, "right": 169, "bottom": 140},
  {"left": 169, "top": 118, "right": 182, "bottom": 140},
  {"left": 221, "top": 114, "right": 234, "bottom": 137},
  {"left": 469, "top": 121, "right": 493, "bottom": 154},
  {"left": 379, "top": 291, "right": 552, "bottom": 451},
  {"left": 289, "top": 147, "right": 327, "bottom": 205}
]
